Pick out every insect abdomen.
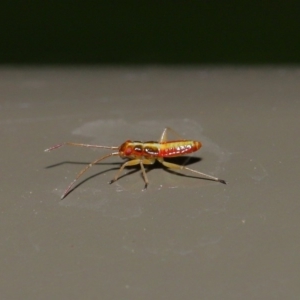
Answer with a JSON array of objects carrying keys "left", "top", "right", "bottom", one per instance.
[{"left": 159, "top": 140, "right": 201, "bottom": 157}]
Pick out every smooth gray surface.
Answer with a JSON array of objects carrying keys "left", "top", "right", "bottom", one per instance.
[{"left": 1, "top": 67, "right": 299, "bottom": 299}]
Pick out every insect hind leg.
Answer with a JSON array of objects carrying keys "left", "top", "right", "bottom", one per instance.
[
  {"left": 159, "top": 159, "right": 226, "bottom": 184},
  {"left": 159, "top": 127, "right": 186, "bottom": 143}
]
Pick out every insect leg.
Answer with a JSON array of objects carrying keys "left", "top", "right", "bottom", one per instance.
[
  {"left": 140, "top": 158, "right": 156, "bottom": 189},
  {"left": 61, "top": 152, "right": 119, "bottom": 199},
  {"left": 159, "top": 127, "right": 185, "bottom": 143},
  {"left": 109, "top": 159, "right": 141, "bottom": 185},
  {"left": 109, "top": 158, "right": 155, "bottom": 188},
  {"left": 159, "top": 159, "right": 226, "bottom": 184},
  {"left": 159, "top": 127, "right": 169, "bottom": 143}
]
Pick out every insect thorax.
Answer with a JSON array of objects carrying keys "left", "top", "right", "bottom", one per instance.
[{"left": 119, "top": 141, "right": 159, "bottom": 158}]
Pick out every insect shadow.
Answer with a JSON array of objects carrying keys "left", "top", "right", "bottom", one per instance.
[
  {"left": 45, "top": 156, "right": 201, "bottom": 170},
  {"left": 45, "top": 156, "right": 203, "bottom": 195}
]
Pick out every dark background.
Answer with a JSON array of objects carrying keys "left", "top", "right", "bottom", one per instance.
[{"left": 1, "top": 1, "right": 299, "bottom": 65}]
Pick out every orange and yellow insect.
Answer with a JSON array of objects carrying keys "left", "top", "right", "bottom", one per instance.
[{"left": 45, "top": 127, "right": 226, "bottom": 199}]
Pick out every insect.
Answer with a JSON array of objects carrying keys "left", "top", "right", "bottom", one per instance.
[{"left": 45, "top": 127, "right": 226, "bottom": 199}]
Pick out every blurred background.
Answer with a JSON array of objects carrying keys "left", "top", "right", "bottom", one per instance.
[{"left": 1, "top": 1, "right": 299, "bottom": 65}]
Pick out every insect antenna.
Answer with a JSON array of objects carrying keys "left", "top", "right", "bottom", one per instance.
[
  {"left": 45, "top": 142, "right": 120, "bottom": 198},
  {"left": 45, "top": 142, "right": 119, "bottom": 152}
]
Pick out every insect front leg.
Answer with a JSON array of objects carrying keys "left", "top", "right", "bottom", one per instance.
[
  {"left": 109, "top": 159, "right": 141, "bottom": 185},
  {"left": 109, "top": 158, "right": 155, "bottom": 189},
  {"left": 159, "top": 159, "right": 226, "bottom": 184}
]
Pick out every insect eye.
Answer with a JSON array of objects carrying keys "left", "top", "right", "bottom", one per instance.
[{"left": 125, "top": 147, "right": 132, "bottom": 155}]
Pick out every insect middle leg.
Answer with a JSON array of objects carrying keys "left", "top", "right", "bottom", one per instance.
[
  {"left": 159, "top": 158, "right": 226, "bottom": 184},
  {"left": 109, "top": 158, "right": 155, "bottom": 188}
]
